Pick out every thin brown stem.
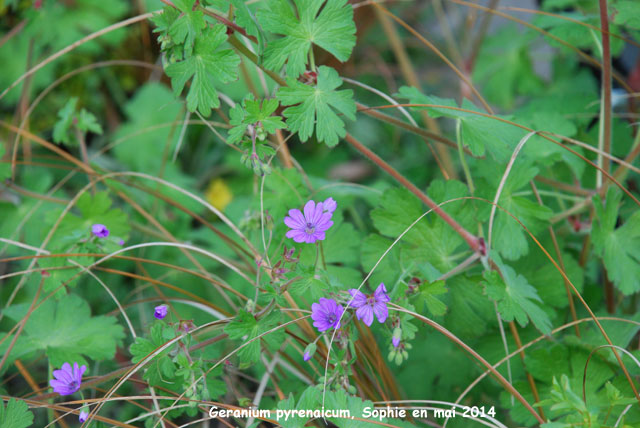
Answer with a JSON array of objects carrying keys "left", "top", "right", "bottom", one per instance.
[
  {"left": 508, "top": 321, "right": 545, "bottom": 420},
  {"left": 530, "top": 182, "right": 580, "bottom": 337},
  {"left": 373, "top": 5, "right": 457, "bottom": 179}
]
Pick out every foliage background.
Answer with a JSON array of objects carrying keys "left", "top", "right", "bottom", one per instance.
[{"left": 1, "top": 0, "right": 640, "bottom": 427}]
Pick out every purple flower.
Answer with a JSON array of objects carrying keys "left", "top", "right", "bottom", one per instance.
[
  {"left": 284, "top": 200, "right": 334, "bottom": 244},
  {"left": 392, "top": 336, "right": 401, "bottom": 348},
  {"left": 79, "top": 409, "right": 89, "bottom": 423},
  {"left": 348, "top": 283, "right": 391, "bottom": 327},
  {"left": 154, "top": 304, "right": 168, "bottom": 320},
  {"left": 311, "top": 298, "right": 344, "bottom": 332},
  {"left": 50, "top": 362, "right": 86, "bottom": 396},
  {"left": 91, "top": 224, "right": 109, "bottom": 238},
  {"left": 118, "top": 239, "right": 125, "bottom": 246},
  {"left": 303, "top": 351, "right": 311, "bottom": 361},
  {"left": 323, "top": 197, "right": 337, "bottom": 213}
]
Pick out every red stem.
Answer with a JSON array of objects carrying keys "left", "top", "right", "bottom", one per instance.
[{"left": 345, "top": 133, "right": 481, "bottom": 253}]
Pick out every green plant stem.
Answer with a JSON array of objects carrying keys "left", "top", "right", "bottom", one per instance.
[
  {"left": 456, "top": 118, "right": 475, "bottom": 194},
  {"left": 598, "top": 0, "right": 612, "bottom": 183},
  {"left": 344, "top": 133, "right": 482, "bottom": 254},
  {"left": 308, "top": 47, "right": 315, "bottom": 72}
]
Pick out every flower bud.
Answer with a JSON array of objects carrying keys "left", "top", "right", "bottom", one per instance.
[{"left": 303, "top": 342, "right": 317, "bottom": 361}]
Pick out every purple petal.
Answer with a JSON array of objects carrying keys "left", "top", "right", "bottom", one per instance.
[
  {"left": 50, "top": 380, "right": 73, "bottom": 395},
  {"left": 61, "top": 362, "right": 72, "bottom": 374},
  {"left": 374, "top": 283, "right": 390, "bottom": 303},
  {"left": 315, "top": 213, "right": 334, "bottom": 232},
  {"left": 356, "top": 306, "right": 374, "bottom": 326},
  {"left": 91, "top": 224, "right": 109, "bottom": 238},
  {"left": 303, "top": 200, "right": 316, "bottom": 223},
  {"left": 303, "top": 351, "right": 311, "bottom": 361},
  {"left": 313, "top": 319, "right": 330, "bottom": 332},
  {"left": 392, "top": 336, "right": 401, "bottom": 348},
  {"left": 312, "top": 202, "right": 325, "bottom": 224},
  {"left": 79, "top": 410, "right": 89, "bottom": 422},
  {"left": 311, "top": 303, "right": 322, "bottom": 317},
  {"left": 53, "top": 368, "right": 72, "bottom": 384},
  {"left": 318, "top": 298, "right": 334, "bottom": 312},
  {"left": 285, "top": 209, "right": 305, "bottom": 228},
  {"left": 284, "top": 216, "right": 303, "bottom": 229},
  {"left": 304, "top": 233, "right": 317, "bottom": 244},
  {"left": 373, "top": 302, "right": 388, "bottom": 323},
  {"left": 348, "top": 289, "right": 367, "bottom": 307},
  {"left": 286, "top": 230, "right": 307, "bottom": 243},
  {"left": 312, "top": 231, "right": 326, "bottom": 241},
  {"left": 323, "top": 197, "right": 337, "bottom": 213}
]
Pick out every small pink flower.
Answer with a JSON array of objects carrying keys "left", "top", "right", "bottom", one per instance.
[
  {"left": 50, "top": 362, "right": 86, "bottom": 396},
  {"left": 91, "top": 224, "right": 109, "bottom": 238},
  {"left": 348, "top": 283, "right": 391, "bottom": 327},
  {"left": 284, "top": 200, "right": 334, "bottom": 244},
  {"left": 154, "top": 304, "right": 168, "bottom": 320}
]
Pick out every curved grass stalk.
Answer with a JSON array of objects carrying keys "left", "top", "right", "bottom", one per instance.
[
  {"left": 448, "top": 0, "right": 632, "bottom": 92},
  {"left": 446, "top": 316, "right": 640, "bottom": 427},
  {"left": 391, "top": 304, "right": 545, "bottom": 424},
  {"left": 372, "top": 2, "right": 494, "bottom": 114},
  {"left": 487, "top": 131, "right": 538, "bottom": 249},
  {"left": 360, "top": 104, "right": 640, "bottom": 208},
  {"left": 145, "top": 316, "right": 309, "bottom": 428}
]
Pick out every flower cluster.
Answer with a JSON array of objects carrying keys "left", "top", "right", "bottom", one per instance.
[
  {"left": 281, "top": 198, "right": 398, "bottom": 362},
  {"left": 284, "top": 197, "right": 336, "bottom": 244}
]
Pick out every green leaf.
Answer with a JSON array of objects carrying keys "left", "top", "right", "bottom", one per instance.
[
  {"left": 258, "top": 0, "right": 356, "bottom": 77},
  {"left": 228, "top": 96, "right": 285, "bottom": 144},
  {"left": 48, "top": 191, "right": 130, "bottom": 250},
  {"left": 129, "top": 322, "right": 181, "bottom": 389},
  {"left": 277, "top": 66, "right": 355, "bottom": 146},
  {"left": 445, "top": 275, "right": 495, "bottom": 338},
  {"left": 168, "top": 0, "right": 206, "bottom": 55},
  {"left": 360, "top": 234, "right": 400, "bottom": 287},
  {"left": 479, "top": 161, "right": 552, "bottom": 261},
  {"left": 592, "top": 187, "right": 640, "bottom": 295},
  {"left": 0, "top": 398, "right": 34, "bottom": 428},
  {"left": 397, "top": 86, "right": 527, "bottom": 161},
  {"left": 414, "top": 280, "right": 447, "bottom": 317},
  {"left": 324, "top": 388, "right": 378, "bottom": 428},
  {"left": 472, "top": 25, "right": 543, "bottom": 108},
  {"left": 612, "top": 1, "right": 640, "bottom": 29},
  {"left": 53, "top": 98, "right": 103, "bottom": 146},
  {"left": 483, "top": 255, "right": 552, "bottom": 334},
  {"left": 370, "top": 181, "right": 475, "bottom": 273},
  {"left": 166, "top": 24, "right": 240, "bottom": 116},
  {"left": 224, "top": 309, "right": 284, "bottom": 364},
  {"left": 1, "top": 294, "right": 125, "bottom": 367},
  {"left": 52, "top": 98, "right": 78, "bottom": 145}
]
